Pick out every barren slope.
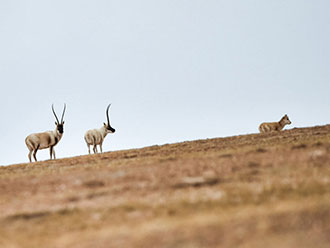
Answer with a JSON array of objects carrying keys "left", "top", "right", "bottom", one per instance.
[{"left": 1, "top": 125, "right": 330, "bottom": 248}]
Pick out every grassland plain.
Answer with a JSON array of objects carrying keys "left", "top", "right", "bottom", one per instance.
[{"left": 0, "top": 125, "right": 330, "bottom": 248}]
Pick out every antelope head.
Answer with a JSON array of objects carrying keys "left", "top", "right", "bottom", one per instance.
[
  {"left": 103, "top": 104, "right": 116, "bottom": 134},
  {"left": 52, "top": 104, "right": 66, "bottom": 134},
  {"left": 282, "top": 114, "right": 291, "bottom": 125}
]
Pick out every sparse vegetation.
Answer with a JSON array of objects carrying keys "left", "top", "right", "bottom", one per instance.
[{"left": 0, "top": 125, "right": 330, "bottom": 248}]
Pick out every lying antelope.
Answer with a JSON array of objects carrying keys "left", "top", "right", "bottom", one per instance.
[
  {"left": 259, "top": 114, "right": 291, "bottom": 133},
  {"left": 84, "top": 104, "right": 116, "bottom": 154},
  {"left": 25, "top": 104, "right": 66, "bottom": 162}
]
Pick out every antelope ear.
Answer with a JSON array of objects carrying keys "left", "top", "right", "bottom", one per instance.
[
  {"left": 55, "top": 122, "right": 58, "bottom": 125},
  {"left": 103, "top": 122, "right": 107, "bottom": 126},
  {"left": 62, "top": 121, "right": 65, "bottom": 124}
]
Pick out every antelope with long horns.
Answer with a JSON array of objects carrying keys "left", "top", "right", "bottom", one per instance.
[
  {"left": 25, "top": 104, "right": 66, "bottom": 162},
  {"left": 84, "top": 104, "right": 116, "bottom": 154},
  {"left": 259, "top": 114, "right": 291, "bottom": 133}
]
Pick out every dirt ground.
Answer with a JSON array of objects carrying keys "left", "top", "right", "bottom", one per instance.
[{"left": 1, "top": 125, "right": 330, "bottom": 248}]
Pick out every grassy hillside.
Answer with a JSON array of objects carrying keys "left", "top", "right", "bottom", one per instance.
[{"left": 1, "top": 125, "right": 330, "bottom": 248}]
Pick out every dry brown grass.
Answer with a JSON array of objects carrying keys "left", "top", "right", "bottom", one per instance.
[{"left": 1, "top": 125, "right": 330, "bottom": 248}]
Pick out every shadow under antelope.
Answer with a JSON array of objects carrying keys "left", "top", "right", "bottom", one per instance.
[
  {"left": 259, "top": 114, "right": 291, "bottom": 133},
  {"left": 25, "top": 104, "right": 66, "bottom": 162},
  {"left": 84, "top": 104, "right": 116, "bottom": 154}
]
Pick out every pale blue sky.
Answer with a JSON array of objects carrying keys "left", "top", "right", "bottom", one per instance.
[{"left": 0, "top": 0, "right": 329, "bottom": 165}]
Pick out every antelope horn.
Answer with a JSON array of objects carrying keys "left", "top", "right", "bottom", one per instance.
[
  {"left": 52, "top": 104, "right": 60, "bottom": 124},
  {"left": 61, "top": 103, "right": 66, "bottom": 123},
  {"left": 106, "top": 104, "right": 111, "bottom": 126}
]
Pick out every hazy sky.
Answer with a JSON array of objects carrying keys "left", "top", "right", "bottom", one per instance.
[{"left": 0, "top": 0, "right": 329, "bottom": 165}]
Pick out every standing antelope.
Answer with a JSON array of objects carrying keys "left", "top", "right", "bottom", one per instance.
[
  {"left": 84, "top": 104, "right": 116, "bottom": 154},
  {"left": 259, "top": 114, "right": 291, "bottom": 133},
  {"left": 25, "top": 104, "right": 66, "bottom": 162}
]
